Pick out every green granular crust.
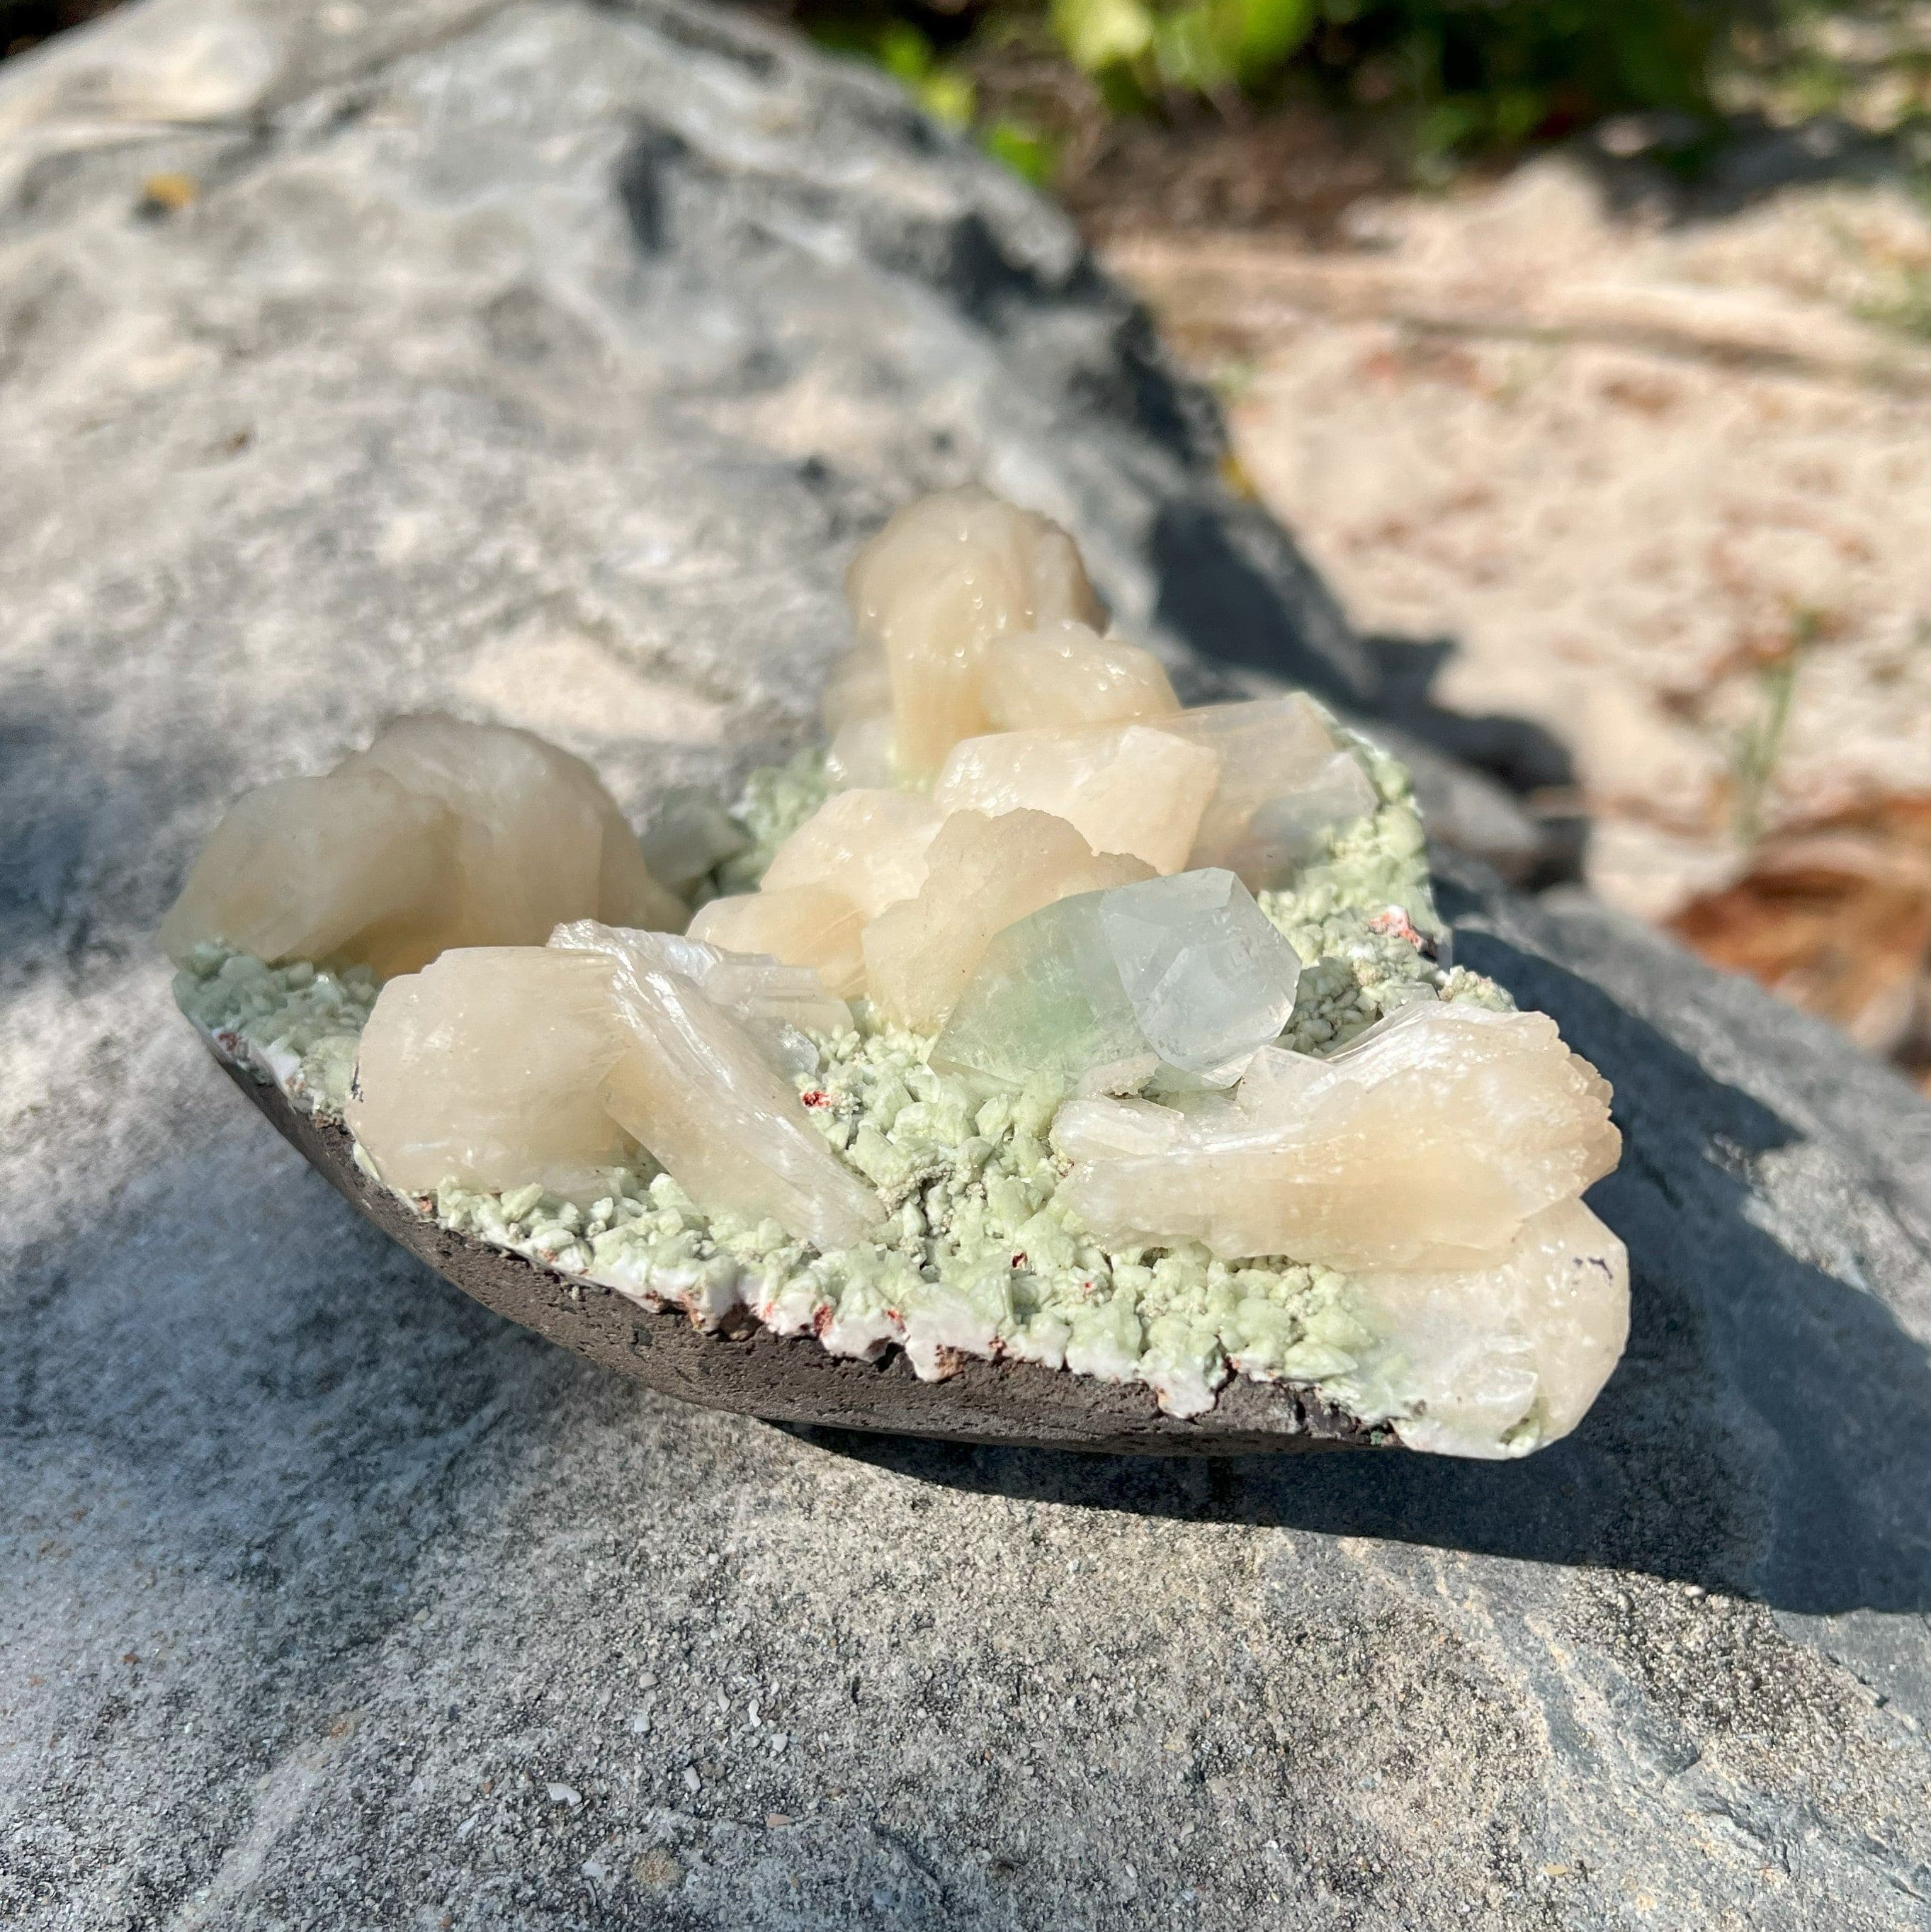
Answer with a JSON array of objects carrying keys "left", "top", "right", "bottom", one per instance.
[{"left": 176, "top": 739, "right": 1514, "bottom": 1415}]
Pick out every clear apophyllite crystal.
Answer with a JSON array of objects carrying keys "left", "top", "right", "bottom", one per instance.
[
  {"left": 862, "top": 808, "right": 1156, "bottom": 1032},
  {"left": 346, "top": 947, "right": 632, "bottom": 1201},
  {"left": 1051, "top": 1001, "right": 1621, "bottom": 1270},
  {"left": 980, "top": 621, "right": 1181, "bottom": 731},
  {"left": 844, "top": 485, "right": 1104, "bottom": 777},
  {"left": 1155, "top": 696, "right": 1380, "bottom": 887},
  {"left": 161, "top": 713, "right": 684, "bottom": 976},
  {"left": 555, "top": 924, "right": 883, "bottom": 1253},
  {"left": 1337, "top": 1198, "right": 1631, "bottom": 1459},
  {"left": 932, "top": 722, "right": 1221, "bottom": 876},
  {"left": 932, "top": 870, "right": 1301, "bottom": 1093}
]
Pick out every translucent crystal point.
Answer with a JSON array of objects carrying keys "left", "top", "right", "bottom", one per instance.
[
  {"left": 1336, "top": 1199, "right": 1631, "bottom": 1459},
  {"left": 638, "top": 787, "right": 747, "bottom": 895},
  {"left": 163, "top": 713, "right": 684, "bottom": 978},
  {"left": 980, "top": 621, "right": 1180, "bottom": 731},
  {"left": 759, "top": 789, "right": 942, "bottom": 920},
  {"left": 1155, "top": 696, "right": 1379, "bottom": 887},
  {"left": 863, "top": 809, "right": 1155, "bottom": 1032},
  {"left": 346, "top": 947, "right": 631, "bottom": 1201},
  {"left": 577, "top": 930, "right": 885, "bottom": 1251},
  {"left": 1053, "top": 1001, "right": 1621, "bottom": 1270},
  {"left": 933, "top": 870, "right": 1301, "bottom": 1092},
  {"left": 932, "top": 723, "right": 1220, "bottom": 876},
  {"left": 686, "top": 885, "right": 867, "bottom": 1000},
  {"left": 845, "top": 485, "right": 1104, "bottom": 777}
]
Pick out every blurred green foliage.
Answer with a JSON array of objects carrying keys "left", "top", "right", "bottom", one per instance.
[{"left": 802, "top": 1, "right": 1879, "bottom": 183}]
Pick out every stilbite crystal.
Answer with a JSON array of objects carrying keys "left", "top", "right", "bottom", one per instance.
[
  {"left": 1335, "top": 1199, "right": 1631, "bottom": 1458},
  {"left": 346, "top": 947, "right": 632, "bottom": 1201},
  {"left": 980, "top": 621, "right": 1180, "bottom": 731},
  {"left": 1052, "top": 1002, "right": 1620, "bottom": 1270},
  {"left": 162, "top": 714, "right": 683, "bottom": 977},
  {"left": 846, "top": 485, "right": 1104, "bottom": 776},
  {"left": 687, "top": 886, "right": 868, "bottom": 1000},
  {"left": 863, "top": 810, "right": 1155, "bottom": 1031},
  {"left": 1156, "top": 696, "right": 1380, "bottom": 887},
  {"left": 759, "top": 789, "right": 942, "bottom": 920},
  {"left": 933, "top": 870, "right": 1301, "bottom": 1093},
  {"left": 584, "top": 930, "right": 885, "bottom": 1251},
  {"left": 932, "top": 723, "right": 1220, "bottom": 876}
]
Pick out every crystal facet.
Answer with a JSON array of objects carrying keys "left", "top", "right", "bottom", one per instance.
[
  {"left": 845, "top": 485, "right": 1104, "bottom": 777},
  {"left": 933, "top": 869, "right": 1301, "bottom": 1093},
  {"left": 346, "top": 947, "right": 630, "bottom": 1201},
  {"left": 863, "top": 809, "right": 1155, "bottom": 1032},
  {"left": 980, "top": 621, "right": 1180, "bottom": 731},
  {"left": 560, "top": 925, "right": 884, "bottom": 1251},
  {"left": 162, "top": 713, "right": 682, "bottom": 976},
  {"left": 932, "top": 723, "right": 1221, "bottom": 876},
  {"left": 759, "top": 788, "right": 942, "bottom": 920},
  {"left": 1052, "top": 1002, "right": 1621, "bottom": 1270},
  {"left": 1155, "top": 696, "right": 1380, "bottom": 887},
  {"left": 686, "top": 886, "right": 868, "bottom": 1000}
]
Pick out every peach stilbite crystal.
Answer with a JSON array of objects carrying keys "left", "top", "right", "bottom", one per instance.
[
  {"left": 759, "top": 789, "right": 943, "bottom": 920},
  {"left": 555, "top": 923, "right": 883, "bottom": 1251},
  {"left": 1051, "top": 1002, "right": 1621, "bottom": 1270},
  {"left": 980, "top": 621, "right": 1180, "bottom": 731},
  {"left": 932, "top": 723, "right": 1220, "bottom": 876},
  {"left": 846, "top": 485, "right": 1104, "bottom": 776},
  {"left": 687, "top": 886, "right": 867, "bottom": 1000},
  {"left": 862, "top": 809, "right": 1155, "bottom": 1031},
  {"left": 1340, "top": 1199, "right": 1631, "bottom": 1458},
  {"left": 162, "top": 714, "right": 682, "bottom": 976},
  {"left": 346, "top": 947, "right": 632, "bottom": 1202},
  {"left": 1155, "top": 696, "right": 1379, "bottom": 888}
]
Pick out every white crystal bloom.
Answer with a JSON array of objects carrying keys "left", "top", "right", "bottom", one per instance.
[
  {"left": 1052, "top": 1001, "right": 1621, "bottom": 1270},
  {"left": 933, "top": 869, "right": 1301, "bottom": 1093}
]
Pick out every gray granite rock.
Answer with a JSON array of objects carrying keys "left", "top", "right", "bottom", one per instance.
[{"left": 3, "top": 4, "right": 1929, "bottom": 1928}]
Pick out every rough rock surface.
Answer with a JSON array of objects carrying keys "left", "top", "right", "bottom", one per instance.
[{"left": 2, "top": 4, "right": 1930, "bottom": 1928}]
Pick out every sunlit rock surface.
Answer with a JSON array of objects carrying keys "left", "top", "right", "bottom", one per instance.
[
  {"left": 162, "top": 714, "right": 681, "bottom": 976},
  {"left": 981, "top": 621, "right": 1180, "bottom": 731},
  {"left": 565, "top": 925, "right": 884, "bottom": 1252},
  {"left": 759, "top": 789, "right": 941, "bottom": 920},
  {"left": 934, "top": 869, "right": 1301, "bottom": 1094},
  {"left": 932, "top": 723, "right": 1220, "bottom": 876},
  {"left": 686, "top": 884, "right": 868, "bottom": 1000},
  {"left": 346, "top": 947, "right": 631, "bottom": 1202},
  {"left": 1337, "top": 1199, "right": 1632, "bottom": 1459},
  {"left": 1157, "top": 696, "right": 1381, "bottom": 887},
  {"left": 845, "top": 485, "right": 1104, "bottom": 777},
  {"left": 1053, "top": 1002, "right": 1620, "bottom": 1270},
  {"left": 863, "top": 809, "right": 1155, "bottom": 1031}
]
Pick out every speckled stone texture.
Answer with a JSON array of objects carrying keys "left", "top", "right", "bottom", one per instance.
[{"left": 3, "top": 4, "right": 1930, "bottom": 1928}]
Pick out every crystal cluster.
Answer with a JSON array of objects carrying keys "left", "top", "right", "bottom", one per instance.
[
  {"left": 162, "top": 713, "right": 684, "bottom": 975},
  {"left": 169, "top": 484, "right": 1630, "bottom": 1460}
]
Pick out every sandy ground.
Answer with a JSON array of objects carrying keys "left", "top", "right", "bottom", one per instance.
[{"left": 1109, "top": 148, "right": 1931, "bottom": 1084}]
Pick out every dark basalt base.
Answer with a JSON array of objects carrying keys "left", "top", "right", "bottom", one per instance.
[{"left": 214, "top": 1049, "right": 1388, "bottom": 1455}]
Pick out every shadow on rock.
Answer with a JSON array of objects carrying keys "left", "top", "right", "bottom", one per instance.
[{"left": 791, "top": 930, "right": 1931, "bottom": 1619}]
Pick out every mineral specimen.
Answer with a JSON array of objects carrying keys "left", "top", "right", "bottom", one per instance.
[
  {"left": 980, "top": 621, "right": 1181, "bottom": 731},
  {"left": 844, "top": 485, "right": 1104, "bottom": 776},
  {"left": 1051, "top": 1002, "right": 1620, "bottom": 1270},
  {"left": 162, "top": 713, "right": 682, "bottom": 976},
  {"left": 863, "top": 808, "right": 1155, "bottom": 1031},
  {"left": 1156, "top": 696, "right": 1381, "bottom": 887},
  {"left": 556, "top": 923, "right": 884, "bottom": 1252},
  {"left": 931, "top": 723, "right": 1221, "bottom": 876},
  {"left": 758, "top": 788, "right": 942, "bottom": 920},
  {"left": 346, "top": 947, "right": 632, "bottom": 1201},
  {"left": 932, "top": 869, "right": 1301, "bottom": 1094},
  {"left": 686, "top": 884, "right": 868, "bottom": 1000}
]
